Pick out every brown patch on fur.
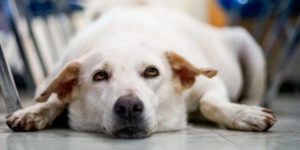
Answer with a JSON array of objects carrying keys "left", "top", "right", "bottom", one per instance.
[
  {"left": 5, "top": 114, "right": 12, "bottom": 119},
  {"left": 251, "top": 124, "right": 260, "bottom": 132},
  {"left": 57, "top": 78, "right": 79, "bottom": 100},
  {"left": 262, "top": 109, "right": 273, "bottom": 114},
  {"left": 165, "top": 51, "right": 218, "bottom": 92},
  {"left": 34, "top": 61, "right": 81, "bottom": 103},
  {"left": 92, "top": 13, "right": 100, "bottom": 20},
  {"left": 135, "top": 0, "right": 148, "bottom": 5}
]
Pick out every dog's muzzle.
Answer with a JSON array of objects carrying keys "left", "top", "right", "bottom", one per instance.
[{"left": 112, "top": 95, "right": 149, "bottom": 138}]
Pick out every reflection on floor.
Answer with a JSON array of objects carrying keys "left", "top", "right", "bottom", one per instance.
[{"left": 0, "top": 94, "right": 299, "bottom": 150}]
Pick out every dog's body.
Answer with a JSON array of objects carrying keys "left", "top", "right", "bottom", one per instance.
[{"left": 6, "top": 1, "right": 275, "bottom": 138}]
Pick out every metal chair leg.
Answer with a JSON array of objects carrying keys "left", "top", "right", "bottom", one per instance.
[
  {"left": 0, "top": 45, "right": 22, "bottom": 113},
  {"left": 264, "top": 16, "right": 300, "bottom": 107},
  {"left": 262, "top": 0, "right": 292, "bottom": 56}
]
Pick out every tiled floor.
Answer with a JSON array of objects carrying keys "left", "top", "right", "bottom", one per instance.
[{"left": 0, "top": 94, "right": 299, "bottom": 150}]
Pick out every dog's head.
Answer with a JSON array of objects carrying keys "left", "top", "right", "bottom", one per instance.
[{"left": 34, "top": 50, "right": 216, "bottom": 139}]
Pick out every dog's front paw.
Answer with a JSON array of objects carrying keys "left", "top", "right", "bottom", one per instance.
[
  {"left": 6, "top": 107, "right": 50, "bottom": 131},
  {"left": 229, "top": 106, "right": 276, "bottom": 132}
]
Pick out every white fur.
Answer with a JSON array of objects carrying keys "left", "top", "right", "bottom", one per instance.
[{"left": 6, "top": 1, "right": 275, "bottom": 137}]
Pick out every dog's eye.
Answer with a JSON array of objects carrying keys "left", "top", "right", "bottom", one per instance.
[
  {"left": 143, "top": 66, "right": 159, "bottom": 78},
  {"left": 93, "top": 71, "right": 109, "bottom": 81}
]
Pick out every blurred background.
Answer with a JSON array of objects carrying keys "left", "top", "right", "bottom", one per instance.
[{"left": 0, "top": 0, "right": 299, "bottom": 113}]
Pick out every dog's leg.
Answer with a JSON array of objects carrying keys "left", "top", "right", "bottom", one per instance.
[
  {"left": 6, "top": 61, "right": 81, "bottom": 131},
  {"left": 199, "top": 83, "right": 276, "bottom": 131},
  {"left": 6, "top": 95, "right": 66, "bottom": 131}
]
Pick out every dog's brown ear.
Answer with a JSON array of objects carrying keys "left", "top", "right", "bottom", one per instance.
[
  {"left": 165, "top": 51, "right": 217, "bottom": 92},
  {"left": 34, "top": 61, "right": 81, "bottom": 103}
]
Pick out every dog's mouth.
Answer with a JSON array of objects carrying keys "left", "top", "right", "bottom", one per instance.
[{"left": 113, "top": 127, "right": 149, "bottom": 139}]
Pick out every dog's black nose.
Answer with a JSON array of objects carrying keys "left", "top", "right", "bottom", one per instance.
[{"left": 114, "top": 95, "right": 144, "bottom": 120}]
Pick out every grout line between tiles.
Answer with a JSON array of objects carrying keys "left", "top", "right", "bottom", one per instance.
[{"left": 211, "top": 129, "right": 240, "bottom": 149}]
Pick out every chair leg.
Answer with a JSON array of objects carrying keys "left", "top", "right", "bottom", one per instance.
[
  {"left": 264, "top": 16, "right": 300, "bottom": 107},
  {"left": 0, "top": 45, "right": 22, "bottom": 113}
]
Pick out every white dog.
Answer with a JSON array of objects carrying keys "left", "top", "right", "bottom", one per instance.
[{"left": 6, "top": 0, "right": 276, "bottom": 138}]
